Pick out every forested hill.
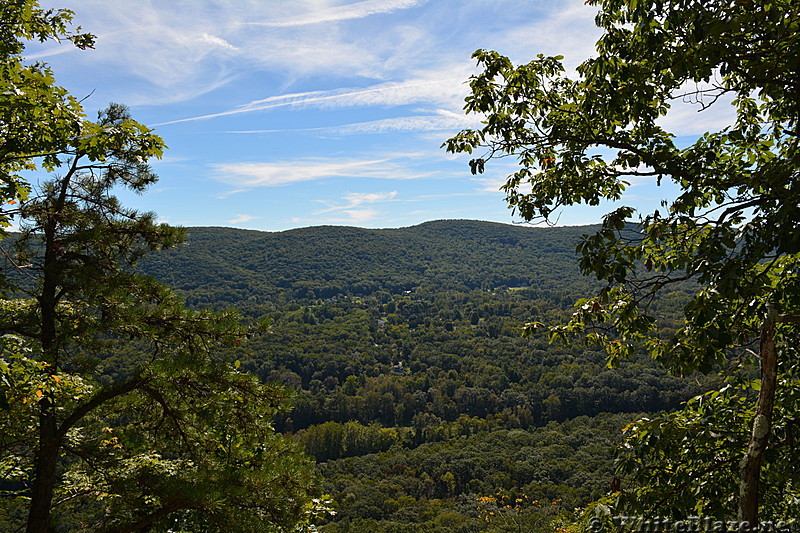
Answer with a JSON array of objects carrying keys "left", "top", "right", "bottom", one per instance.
[
  {"left": 136, "top": 219, "right": 700, "bottom": 530},
  {"left": 140, "top": 220, "right": 597, "bottom": 310}
]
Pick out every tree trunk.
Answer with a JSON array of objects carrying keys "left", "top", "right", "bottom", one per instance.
[
  {"left": 27, "top": 184, "right": 66, "bottom": 532},
  {"left": 26, "top": 403, "right": 59, "bottom": 533},
  {"left": 738, "top": 306, "right": 779, "bottom": 526}
]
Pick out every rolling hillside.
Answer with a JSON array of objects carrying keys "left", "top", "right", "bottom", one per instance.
[
  {"left": 140, "top": 220, "right": 596, "bottom": 311},
  {"left": 137, "top": 220, "right": 699, "bottom": 531}
]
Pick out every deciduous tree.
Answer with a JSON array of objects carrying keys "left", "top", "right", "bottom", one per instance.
[
  {"left": 0, "top": 0, "right": 94, "bottom": 227},
  {"left": 446, "top": 0, "right": 800, "bottom": 525}
]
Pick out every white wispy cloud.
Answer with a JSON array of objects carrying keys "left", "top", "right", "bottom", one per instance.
[
  {"left": 25, "top": 1, "right": 248, "bottom": 106},
  {"left": 325, "top": 207, "right": 382, "bottom": 225},
  {"left": 316, "top": 191, "right": 399, "bottom": 213},
  {"left": 472, "top": 175, "right": 510, "bottom": 193},
  {"left": 218, "top": 109, "right": 477, "bottom": 135},
  {"left": 210, "top": 157, "right": 430, "bottom": 190},
  {"left": 153, "top": 71, "right": 470, "bottom": 126},
  {"left": 228, "top": 213, "right": 260, "bottom": 224},
  {"left": 343, "top": 191, "right": 398, "bottom": 205},
  {"left": 35, "top": 0, "right": 604, "bottom": 112},
  {"left": 201, "top": 33, "right": 238, "bottom": 50},
  {"left": 312, "top": 190, "right": 400, "bottom": 225},
  {"left": 327, "top": 109, "right": 478, "bottom": 135},
  {"left": 249, "top": 0, "right": 427, "bottom": 27},
  {"left": 239, "top": 79, "right": 453, "bottom": 110},
  {"left": 497, "top": 1, "right": 601, "bottom": 72},
  {"left": 36, "top": 0, "right": 449, "bottom": 106},
  {"left": 24, "top": 45, "right": 77, "bottom": 60}
]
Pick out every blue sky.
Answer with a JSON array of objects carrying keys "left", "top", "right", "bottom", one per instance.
[{"left": 28, "top": 0, "right": 732, "bottom": 231}]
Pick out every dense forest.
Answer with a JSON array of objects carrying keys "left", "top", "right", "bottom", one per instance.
[
  {"left": 5, "top": 0, "right": 799, "bottom": 529},
  {"left": 138, "top": 221, "right": 705, "bottom": 531},
  {"left": 140, "top": 220, "right": 594, "bottom": 309}
]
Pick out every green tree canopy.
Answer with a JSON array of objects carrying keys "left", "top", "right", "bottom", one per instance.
[
  {"left": 446, "top": 0, "right": 800, "bottom": 526},
  {"left": 0, "top": 100, "right": 318, "bottom": 532},
  {"left": 0, "top": 2, "right": 319, "bottom": 529},
  {"left": 0, "top": 0, "right": 94, "bottom": 221}
]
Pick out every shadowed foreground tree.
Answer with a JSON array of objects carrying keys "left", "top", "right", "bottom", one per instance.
[
  {"left": 0, "top": 102, "right": 319, "bottom": 532},
  {"left": 0, "top": 10, "right": 321, "bottom": 523},
  {"left": 446, "top": 0, "right": 800, "bottom": 526},
  {"left": 1, "top": 4, "right": 319, "bottom": 530}
]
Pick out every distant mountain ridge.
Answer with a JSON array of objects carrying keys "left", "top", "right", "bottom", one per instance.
[{"left": 140, "top": 220, "right": 599, "bottom": 310}]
